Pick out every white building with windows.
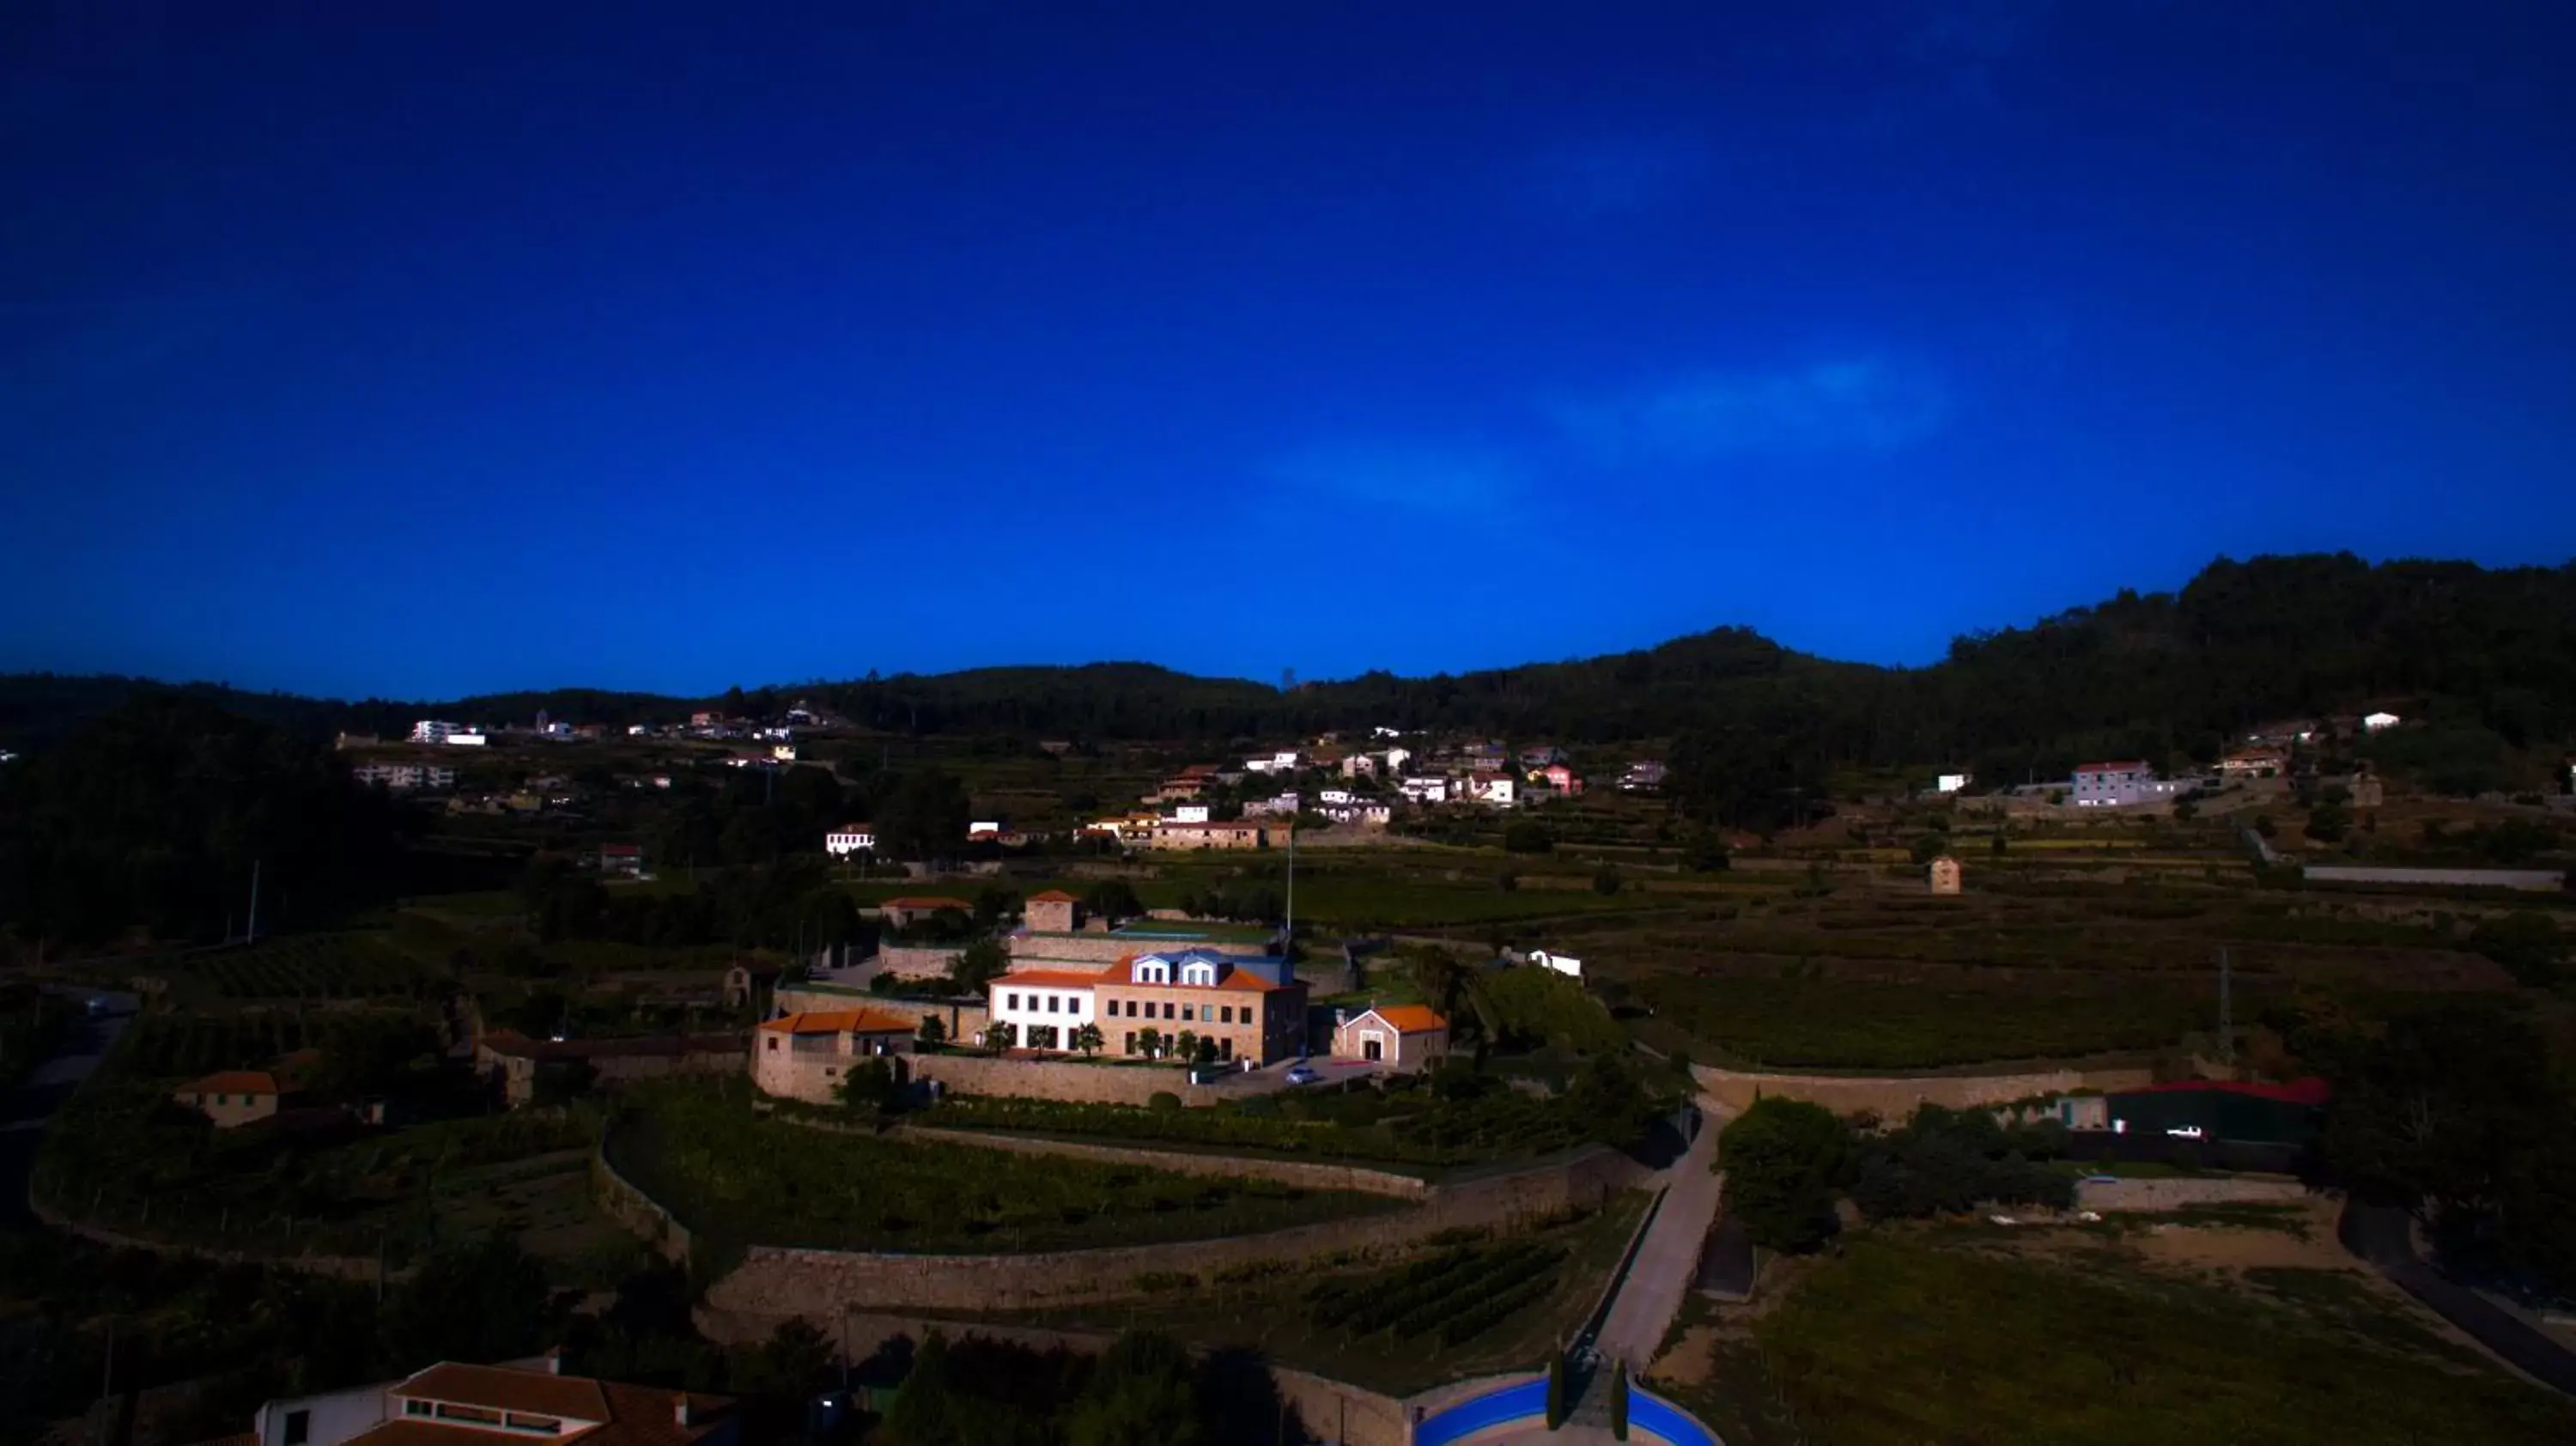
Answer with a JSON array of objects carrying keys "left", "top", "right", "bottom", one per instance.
[
  {"left": 988, "top": 969, "right": 1100, "bottom": 1052},
  {"left": 2363, "top": 711, "right": 2402, "bottom": 732},
  {"left": 824, "top": 823, "right": 874, "bottom": 856},
  {"left": 1399, "top": 775, "right": 1449, "bottom": 803},
  {"left": 409, "top": 720, "right": 465, "bottom": 744},
  {"left": 1173, "top": 803, "right": 1212, "bottom": 823}
]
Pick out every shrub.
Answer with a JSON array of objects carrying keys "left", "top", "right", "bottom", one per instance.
[
  {"left": 1718, "top": 1097, "right": 1850, "bottom": 1253},
  {"left": 1147, "top": 1091, "right": 1183, "bottom": 1113},
  {"left": 1592, "top": 866, "right": 1624, "bottom": 896}
]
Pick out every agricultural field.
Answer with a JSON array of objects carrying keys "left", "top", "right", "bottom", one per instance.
[
  {"left": 992, "top": 1192, "right": 1649, "bottom": 1397},
  {"left": 1629, "top": 971, "right": 2219, "bottom": 1070},
  {"left": 605, "top": 1079, "right": 1406, "bottom": 1255},
  {"left": 37, "top": 1068, "right": 604, "bottom": 1269},
  {"left": 141, "top": 931, "right": 450, "bottom": 1002},
  {"left": 1650, "top": 1226, "right": 2576, "bottom": 1446},
  {"left": 1301, "top": 1237, "right": 1571, "bottom": 1348}
]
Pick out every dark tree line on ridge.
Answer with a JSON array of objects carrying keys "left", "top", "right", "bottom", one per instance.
[{"left": 5, "top": 555, "right": 2573, "bottom": 909}]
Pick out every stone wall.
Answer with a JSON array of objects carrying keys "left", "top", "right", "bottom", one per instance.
[
  {"left": 2075, "top": 1176, "right": 2312, "bottom": 1212},
  {"left": 594, "top": 1141, "right": 693, "bottom": 1261},
  {"left": 700, "top": 1145, "right": 1648, "bottom": 1315},
  {"left": 898, "top": 1124, "right": 1432, "bottom": 1200},
  {"left": 1693, "top": 1062, "right": 2155, "bottom": 1118},
  {"left": 875, "top": 944, "right": 966, "bottom": 979},
  {"left": 904, "top": 1052, "right": 1224, "bottom": 1107},
  {"left": 2302, "top": 865, "right": 2566, "bottom": 892}
]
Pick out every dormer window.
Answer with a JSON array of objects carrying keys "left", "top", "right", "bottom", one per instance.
[
  {"left": 1181, "top": 961, "right": 1217, "bottom": 987},
  {"left": 1134, "top": 957, "right": 1171, "bottom": 984}
]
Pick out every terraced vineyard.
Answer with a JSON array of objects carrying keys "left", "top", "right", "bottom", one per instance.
[
  {"left": 191, "top": 933, "right": 447, "bottom": 1000},
  {"left": 1305, "top": 1239, "right": 1571, "bottom": 1347}
]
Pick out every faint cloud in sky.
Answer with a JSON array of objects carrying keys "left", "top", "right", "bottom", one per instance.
[
  {"left": 1262, "top": 441, "right": 1527, "bottom": 518},
  {"left": 1526, "top": 137, "right": 1705, "bottom": 218},
  {"left": 1557, "top": 355, "right": 1951, "bottom": 465}
]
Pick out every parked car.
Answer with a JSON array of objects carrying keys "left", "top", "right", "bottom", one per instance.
[{"left": 1284, "top": 1064, "right": 1321, "bottom": 1085}]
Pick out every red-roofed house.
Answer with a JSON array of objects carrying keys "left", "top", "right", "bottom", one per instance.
[
  {"left": 1025, "top": 889, "right": 1084, "bottom": 933},
  {"left": 1332, "top": 1006, "right": 1450, "bottom": 1072},
  {"left": 751, "top": 1009, "right": 919, "bottom": 1103},
  {"left": 220, "top": 1357, "right": 734, "bottom": 1446},
  {"left": 173, "top": 1071, "right": 289, "bottom": 1128},
  {"left": 878, "top": 896, "right": 974, "bottom": 928}
]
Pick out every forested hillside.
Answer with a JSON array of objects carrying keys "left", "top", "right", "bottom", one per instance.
[{"left": 4, "top": 555, "right": 2572, "bottom": 788}]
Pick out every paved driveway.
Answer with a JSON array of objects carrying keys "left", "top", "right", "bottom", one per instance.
[{"left": 1593, "top": 1113, "right": 1722, "bottom": 1370}]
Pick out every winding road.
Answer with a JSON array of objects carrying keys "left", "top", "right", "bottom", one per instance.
[{"left": 0, "top": 988, "right": 134, "bottom": 1227}]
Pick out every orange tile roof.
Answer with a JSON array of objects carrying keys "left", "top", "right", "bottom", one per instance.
[
  {"left": 177, "top": 1071, "right": 281, "bottom": 1097},
  {"left": 1027, "top": 890, "right": 1080, "bottom": 903},
  {"left": 881, "top": 896, "right": 973, "bottom": 910},
  {"left": 757, "top": 1009, "right": 916, "bottom": 1036},
  {"left": 369, "top": 1364, "right": 732, "bottom": 1446},
  {"left": 1367, "top": 1005, "right": 1448, "bottom": 1033},
  {"left": 393, "top": 1363, "right": 608, "bottom": 1421},
  {"left": 993, "top": 969, "right": 1104, "bottom": 990}
]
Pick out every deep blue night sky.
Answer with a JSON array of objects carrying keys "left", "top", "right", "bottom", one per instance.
[{"left": 4, "top": 2, "right": 2573, "bottom": 699}]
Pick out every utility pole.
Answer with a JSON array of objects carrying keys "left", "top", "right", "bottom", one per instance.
[{"left": 245, "top": 859, "right": 262, "bottom": 945}]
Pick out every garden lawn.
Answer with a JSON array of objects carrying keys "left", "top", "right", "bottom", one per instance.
[
  {"left": 1747, "top": 1234, "right": 2576, "bottom": 1446},
  {"left": 609, "top": 1081, "right": 1405, "bottom": 1254}
]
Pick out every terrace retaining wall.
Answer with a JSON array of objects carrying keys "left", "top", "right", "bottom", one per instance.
[
  {"left": 1692, "top": 1062, "right": 2156, "bottom": 1119},
  {"left": 2075, "top": 1176, "right": 2313, "bottom": 1212},
  {"left": 903, "top": 1052, "right": 1228, "bottom": 1108},
  {"left": 697, "top": 1145, "right": 1649, "bottom": 1315},
  {"left": 896, "top": 1123, "right": 1433, "bottom": 1199}
]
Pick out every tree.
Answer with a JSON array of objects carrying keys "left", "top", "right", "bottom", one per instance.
[
  {"left": 951, "top": 937, "right": 1010, "bottom": 993},
  {"left": 1066, "top": 1330, "right": 1204, "bottom": 1446},
  {"left": 981, "top": 1021, "right": 1017, "bottom": 1054},
  {"left": 381, "top": 1235, "right": 556, "bottom": 1370},
  {"left": 1072, "top": 1022, "right": 1104, "bottom": 1058},
  {"left": 2306, "top": 799, "right": 2349, "bottom": 842},
  {"left": 1907, "top": 832, "right": 1951, "bottom": 866},
  {"left": 877, "top": 769, "right": 974, "bottom": 862},
  {"left": 1174, "top": 1030, "right": 1200, "bottom": 1065},
  {"left": 1137, "top": 1027, "right": 1163, "bottom": 1059},
  {"left": 2470, "top": 912, "right": 2566, "bottom": 987},
  {"left": 835, "top": 1056, "right": 900, "bottom": 1114},
  {"left": 916, "top": 1014, "right": 947, "bottom": 1048},
  {"left": 1082, "top": 878, "right": 1143, "bottom": 921},
  {"left": 972, "top": 884, "right": 1021, "bottom": 928},
  {"left": 1682, "top": 829, "right": 1731, "bottom": 872},
  {"left": 1717, "top": 1097, "right": 1850, "bottom": 1253},
  {"left": 1194, "top": 1035, "right": 1219, "bottom": 1066}
]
